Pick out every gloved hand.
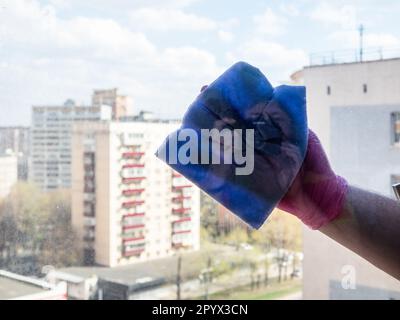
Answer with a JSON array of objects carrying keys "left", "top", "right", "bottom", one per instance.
[
  {"left": 157, "top": 62, "right": 308, "bottom": 229},
  {"left": 278, "top": 130, "right": 349, "bottom": 230}
]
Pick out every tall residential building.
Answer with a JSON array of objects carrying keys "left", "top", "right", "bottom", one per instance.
[
  {"left": 0, "top": 153, "right": 18, "bottom": 198},
  {"left": 0, "top": 126, "right": 30, "bottom": 180},
  {"left": 71, "top": 120, "right": 200, "bottom": 267},
  {"left": 92, "top": 88, "right": 133, "bottom": 120},
  {"left": 30, "top": 100, "right": 111, "bottom": 191},
  {"left": 293, "top": 57, "right": 400, "bottom": 299}
]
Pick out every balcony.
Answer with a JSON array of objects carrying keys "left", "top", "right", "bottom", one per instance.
[
  {"left": 122, "top": 177, "right": 146, "bottom": 184},
  {"left": 123, "top": 248, "right": 145, "bottom": 257},
  {"left": 172, "top": 172, "right": 182, "bottom": 178},
  {"left": 172, "top": 228, "right": 192, "bottom": 248},
  {"left": 173, "top": 217, "right": 191, "bottom": 224},
  {"left": 84, "top": 217, "right": 96, "bottom": 227},
  {"left": 122, "top": 152, "right": 145, "bottom": 159},
  {"left": 172, "top": 195, "right": 191, "bottom": 202},
  {"left": 123, "top": 213, "right": 145, "bottom": 218},
  {"left": 83, "top": 228, "right": 95, "bottom": 242},
  {"left": 122, "top": 200, "right": 145, "bottom": 208},
  {"left": 122, "top": 188, "right": 145, "bottom": 196},
  {"left": 123, "top": 215, "right": 145, "bottom": 228},
  {"left": 172, "top": 185, "right": 192, "bottom": 192},
  {"left": 172, "top": 207, "right": 191, "bottom": 214},
  {"left": 171, "top": 242, "right": 192, "bottom": 249},
  {"left": 172, "top": 230, "right": 191, "bottom": 235},
  {"left": 123, "top": 236, "right": 145, "bottom": 243},
  {"left": 122, "top": 224, "right": 145, "bottom": 230},
  {"left": 122, "top": 164, "right": 145, "bottom": 169},
  {"left": 83, "top": 201, "right": 95, "bottom": 217}
]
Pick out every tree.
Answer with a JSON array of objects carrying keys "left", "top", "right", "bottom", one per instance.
[
  {"left": 222, "top": 227, "right": 249, "bottom": 251},
  {"left": 176, "top": 255, "right": 182, "bottom": 300},
  {"left": 0, "top": 183, "right": 48, "bottom": 265},
  {"left": 38, "top": 189, "right": 81, "bottom": 267},
  {"left": 0, "top": 182, "right": 81, "bottom": 272},
  {"left": 199, "top": 256, "right": 213, "bottom": 300},
  {"left": 249, "top": 260, "right": 257, "bottom": 290},
  {"left": 249, "top": 209, "right": 302, "bottom": 282},
  {"left": 263, "top": 257, "right": 270, "bottom": 286},
  {"left": 200, "top": 192, "right": 219, "bottom": 241}
]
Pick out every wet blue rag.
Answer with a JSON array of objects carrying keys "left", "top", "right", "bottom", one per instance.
[{"left": 156, "top": 62, "right": 308, "bottom": 229}]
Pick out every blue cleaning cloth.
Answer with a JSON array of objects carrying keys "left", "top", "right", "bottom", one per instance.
[{"left": 156, "top": 61, "right": 308, "bottom": 229}]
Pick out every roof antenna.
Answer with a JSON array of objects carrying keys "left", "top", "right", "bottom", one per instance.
[{"left": 359, "top": 24, "right": 364, "bottom": 62}]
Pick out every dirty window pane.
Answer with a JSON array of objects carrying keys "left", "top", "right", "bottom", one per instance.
[{"left": 1, "top": 1, "right": 399, "bottom": 301}]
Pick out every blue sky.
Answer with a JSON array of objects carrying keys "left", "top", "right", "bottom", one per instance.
[{"left": 1, "top": 0, "right": 400, "bottom": 125}]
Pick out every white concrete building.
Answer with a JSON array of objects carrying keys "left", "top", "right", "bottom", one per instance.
[
  {"left": 30, "top": 100, "right": 111, "bottom": 191},
  {"left": 293, "top": 58, "right": 400, "bottom": 299},
  {"left": 0, "top": 126, "right": 30, "bottom": 180},
  {"left": 71, "top": 121, "right": 200, "bottom": 267},
  {"left": 0, "top": 152, "right": 17, "bottom": 199},
  {"left": 92, "top": 88, "right": 133, "bottom": 120}
]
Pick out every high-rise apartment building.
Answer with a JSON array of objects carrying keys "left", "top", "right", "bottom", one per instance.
[
  {"left": 0, "top": 153, "right": 18, "bottom": 199},
  {"left": 293, "top": 57, "right": 400, "bottom": 299},
  {"left": 0, "top": 126, "right": 30, "bottom": 180},
  {"left": 71, "top": 120, "right": 200, "bottom": 267},
  {"left": 92, "top": 88, "right": 133, "bottom": 120},
  {"left": 30, "top": 100, "right": 111, "bottom": 191}
]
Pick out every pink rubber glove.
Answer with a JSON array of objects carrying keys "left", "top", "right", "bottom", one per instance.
[{"left": 278, "top": 130, "right": 349, "bottom": 230}]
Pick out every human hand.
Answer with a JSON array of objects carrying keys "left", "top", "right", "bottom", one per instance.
[{"left": 278, "top": 129, "right": 348, "bottom": 229}]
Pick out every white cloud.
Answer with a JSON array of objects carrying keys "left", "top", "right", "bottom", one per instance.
[
  {"left": 329, "top": 30, "right": 400, "bottom": 48},
  {"left": 129, "top": 8, "right": 217, "bottom": 31},
  {"left": 365, "top": 33, "right": 400, "bottom": 47},
  {"left": 309, "top": 2, "right": 356, "bottom": 29},
  {"left": 226, "top": 39, "right": 307, "bottom": 83},
  {"left": 253, "top": 8, "right": 287, "bottom": 36},
  {"left": 0, "top": 0, "right": 221, "bottom": 124},
  {"left": 219, "top": 17, "right": 240, "bottom": 29},
  {"left": 279, "top": 3, "right": 299, "bottom": 17},
  {"left": 218, "top": 30, "right": 234, "bottom": 43}
]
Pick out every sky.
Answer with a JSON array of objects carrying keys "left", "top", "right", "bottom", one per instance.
[{"left": 1, "top": 0, "right": 400, "bottom": 125}]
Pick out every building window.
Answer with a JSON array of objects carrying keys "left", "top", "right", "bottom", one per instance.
[
  {"left": 391, "top": 112, "right": 400, "bottom": 145},
  {"left": 363, "top": 84, "right": 367, "bottom": 93},
  {"left": 327, "top": 86, "right": 331, "bottom": 95}
]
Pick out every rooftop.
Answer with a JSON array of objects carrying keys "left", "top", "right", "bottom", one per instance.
[
  {"left": 0, "top": 276, "right": 45, "bottom": 299},
  {"left": 0, "top": 270, "right": 53, "bottom": 299},
  {"left": 59, "top": 244, "right": 246, "bottom": 286},
  {"left": 308, "top": 47, "right": 400, "bottom": 67}
]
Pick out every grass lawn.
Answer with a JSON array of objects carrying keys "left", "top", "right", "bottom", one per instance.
[{"left": 204, "top": 278, "right": 302, "bottom": 300}]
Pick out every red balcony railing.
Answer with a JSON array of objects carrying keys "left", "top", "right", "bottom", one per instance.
[
  {"left": 172, "top": 172, "right": 182, "bottom": 178},
  {"left": 172, "top": 230, "right": 191, "bottom": 235},
  {"left": 123, "top": 236, "right": 145, "bottom": 243},
  {"left": 172, "top": 195, "right": 191, "bottom": 202},
  {"left": 123, "top": 224, "right": 145, "bottom": 230},
  {"left": 122, "top": 177, "right": 146, "bottom": 183},
  {"left": 122, "top": 188, "right": 145, "bottom": 196},
  {"left": 122, "top": 164, "right": 145, "bottom": 169},
  {"left": 172, "top": 207, "right": 191, "bottom": 214},
  {"left": 122, "top": 152, "right": 145, "bottom": 158},
  {"left": 122, "top": 200, "right": 145, "bottom": 208},
  {"left": 172, "top": 185, "right": 192, "bottom": 191},
  {"left": 123, "top": 248, "right": 145, "bottom": 257},
  {"left": 173, "top": 217, "right": 191, "bottom": 224}
]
